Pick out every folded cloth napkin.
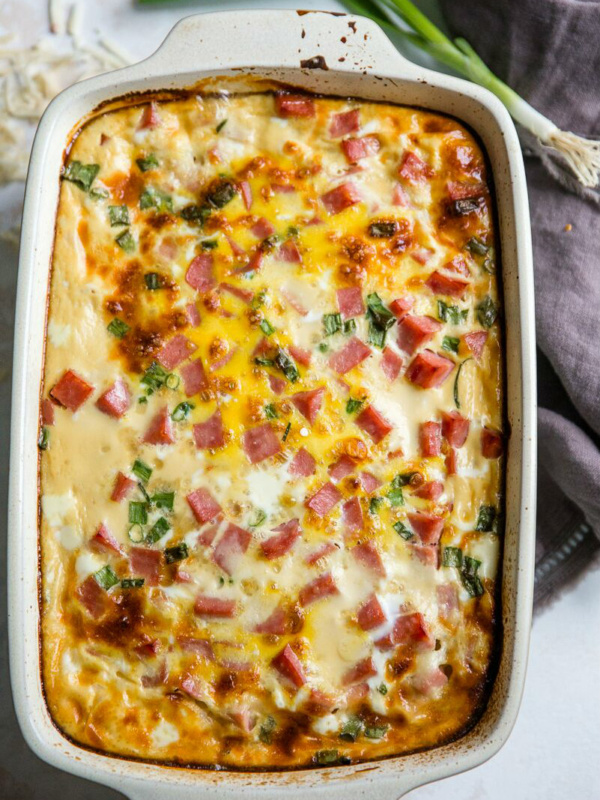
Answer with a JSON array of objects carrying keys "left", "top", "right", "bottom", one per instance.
[{"left": 439, "top": 0, "right": 600, "bottom": 607}]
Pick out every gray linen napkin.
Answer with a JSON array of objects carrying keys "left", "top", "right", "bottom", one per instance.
[{"left": 439, "top": 0, "right": 600, "bottom": 607}]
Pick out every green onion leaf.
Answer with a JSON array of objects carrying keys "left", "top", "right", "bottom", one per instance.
[
  {"left": 364, "top": 724, "right": 389, "bottom": 739},
  {"left": 115, "top": 230, "right": 135, "bottom": 253},
  {"left": 369, "top": 497, "right": 384, "bottom": 515},
  {"left": 206, "top": 179, "right": 236, "bottom": 209},
  {"left": 107, "top": 317, "right": 130, "bottom": 338},
  {"left": 129, "top": 502, "right": 148, "bottom": 525},
  {"left": 38, "top": 427, "right": 49, "bottom": 450},
  {"left": 366, "top": 292, "right": 395, "bottom": 349},
  {"left": 165, "top": 373, "right": 180, "bottom": 390},
  {"left": 63, "top": 160, "right": 100, "bottom": 192},
  {"left": 465, "top": 236, "right": 489, "bottom": 256},
  {"left": 442, "top": 546, "right": 463, "bottom": 567},
  {"left": 343, "top": 318, "right": 357, "bottom": 335},
  {"left": 165, "top": 543, "right": 189, "bottom": 564},
  {"left": 282, "top": 422, "right": 291, "bottom": 442},
  {"left": 89, "top": 187, "right": 109, "bottom": 200},
  {"left": 387, "top": 487, "right": 405, "bottom": 507},
  {"left": 260, "top": 319, "right": 276, "bottom": 336},
  {"left": 128, "top": 524, "right": 145, "bottom": 543},
  {"left": 442, "top": 335, "right": 460, "bottom": 354},
  {"left": 132, "top": 459, "right": 152, "bottom": 483},
  {"left": 346, "top": 397, "right": 363, "bottom": 414},
  {"left": 254, "top": 356, "right": 274, "bottom": 367},
  {"left": 390, "top": 472, "right": 416, "bottom": 488},
  {"left": 140, "top": 186, "right": 173, "bottom": 213},
  {"left": 368, "top": 220, "right": 398, "bottom": 238},
  {"left": 152, "top": 491, "right": 175, "bottom": 511},
  {"left": 121, "top": 577, "right": 145, "bottom": 588},
  {"left": 323, "top": 313, "right": 342, "bottom": 336},
  {"left": 339, "top": 716, "right": 363, "bottom": 742},
  {"left": 252, "top": 289, "right": 267, "bottom": 309},
  {"left": 250, "top": 509, "right": 267, "bottom": 528},
  {"left": 453, "top": 358, "right": 472, "bottom": 409},
  {"left": 108, "top": 205, "right": 130, "bottom": 227},
  {"left": 476, "top": 295, "right": 498, "bottom": 328},
  {"left": 461, "top": 555, "right": 484, "bottom": 597},
  {"left": 146, "top": 516, "right": 170, "bottom": 544},
  {"left": 172, "top": 402, "right": 194, "bottom": 422},
  {"left": 180, "top": 204, "right": 211, "bottom": 224},
  {"left": 438, "top": 300, "right": 468, "bottom": 325},
  {"left": 144, "top": 272, "right": 161, "bottom": 290},
  {"left": 274, "top": 348, "right": 299, "bottom": 382},
  {"left": 264, "top": 403, "right": 278, "bottom": 420},
  {"left": 216, "top": 119, "right": 228, "bottom": 133},
  {"left": 136, "top": 154, "right": 159, "bottom": 172},
  {"left": 475, "top": 505, "right": 497, "bottom": 532},
  {"left": 377, "top": 683, "right": 388, "bottom": 695},
  {"left": 393, "top": 520, "right": 413, "bottom": 540},
  {"left": 141, "top": 361, "right": 169, "bottom": 391},
  {"left": 314, "top": 749, "right": 344, "bottom": 766},
  {"left": 258, "top": 715, "right": 277, "bottom": 744},
  {"left": 93, "top": 565, "right": 119, "bottom": 591},
  {"left": 201, "top": 239, "right": 218, "bottom": 250},
  {"left": 318, "top": 342, "right": 329, "bottom": 353}
]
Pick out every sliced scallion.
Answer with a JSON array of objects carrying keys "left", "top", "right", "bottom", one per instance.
[
  {"left": 323, "top": 313, "right": 342, "bottom": 336},
  {"left": 63, "top": 160, "right": 99, "bottom": 192},
  {"left": 346, "top": 397, "right": 363, "bottom": 414},
  {"left": 144, "top": 272, "right": 161, "bottom": 290},
  {"left": 140, "top": 186, "right": 173, "bottom": 213},
  {"left": 107, "top": 317, "right": 130, "bottom": 339},
  {"left": 165, "top": 543, "right": 189, "bottom": 563},
  {"left": 136, "top": 154, "right": 159, "bottom": 172},
  {"left": 152, "top": 491, "right": 175, "bottom": 511},
  {"left": 264, "top": 403, "right": 278, "bottom": 420},
  {"left": 146, "top": 516, "right": 170, "bottom": 544},
  {"left": 453, "top": 358, "right": 473, "bottom": 409},
  {"left": 129, "top": 502, "right": 148, "bottom": 526},
  {"left": 132, "top": 459, "right": 152, "bottom": 483},
  {"left": 339, "top": 716, "right": 363, "bottom": 742},
  {"left": 393, "top": 520, "right": 413, "bottom": 540},
  {"left": 274, "top": 348, "right": 299, "bottom": 382},
  {"left": 172, "top": 402, "right": 194, "bottom": 421},
  {"left": 442, "top": 335, "right": 460, "bottom": 354},
  {"left": 476, "top": 296, "right": 498, "bottom": 328},
  {"left": 282, "top": 422, "right": 291, "bottom": 442},
  {"left": 475, "top": 505, "right": 497, "bottom": 532},
  {"left": 461, "top": 555, "right": 484, "bottom": 597},
  {"left": 442, "top": 546, "right": 463, "bottom": 568},
  {"left": 115, "top": 230, "right": 135, "bottom": 253},
  {"left": 121, "top": 577, "right": 145, "bottom": 588},
  {"left": 260, "top": 319, "right": 276, "bottom": 336},
  {"left": 369, "top": 497, "right": 384, "bottom": 515},
  {"left": 108, "top": 204, "right": 130, "bottom": 227},
  {"left": 93, "top": 564, "right": 119, "bottom": 591},
  {"left": 128, "top": 524, "right": 145, "bottom": 543},
  {"left": 364, "top": 724, "right": 389, "bottom": 739},
  {"left": 250, "top": 508, "right": 267, "bottom": 528}
]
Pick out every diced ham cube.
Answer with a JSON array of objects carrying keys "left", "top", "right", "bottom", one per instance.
[
  {"left": 342, "top": 497, "right": 364, "bottom": 532},
  {"left": 239, "top": 180, "right": 253, "bottom": 210},
  {"left": 355, "top": 405, "right": 393, "bottom": 444},
  {"left": 447, "top": 180, "right": 485, "bottom": 200},
  {"left": 209, "top": 347, "right": 238, "bottom": 372},
  {"left": 157, "top": 335, "right": 197, "bottom": 371},
  {"left": 336, "top": 286, "right": 364, "bottom": 319},
  {"left": 268, "top": 374, "right": 286, "bottom": 395},
  {"left": 130, "top": 547, "right": 162, "bottom": 586},
  {"left": 185, "top": 302, "right": 201, "bottom": 327},
  {"left": 111, "top": 471, "right": 136, "bottom": 502},
  {"left": 419, "top": 421, "right": 442, "bottom": 456},
  {"left": 261, "top": 519, "right": 301, "bottom": 560},
  {"left": 291, "top": 387, "right": 325, "bottom": 425},
  {"left": 328, "top": 336, "right": 371, "bottom": 374},
  {"left": 212, "top": 523, "right": 252, "bottom": 575},
  {"left": 180, "top": 674, "right": 205, "bottom": 700},
  {"left": 305, "top": 482, "right": 342, "bottom": 517},
  {"left": 76, "top": 575, "right": 109, "bottom": 618},
  {"left": 299, "top": 573, "right": 338, "bottom": 606},
  {"left": 441, "top": 410, "right": 470, "bottom": 448},
  {"left": 254, "top": 606, "right": 289, "bottom": 635},
  {"left": 343, "top": 656, "right": 377, "bottom": 686},
  {"left": 272, "top": 643, "right": 307, "bottom": 687},
  {"left": 186, "top": 253, "right": 215, "bottom": 292},
  {"left": 251, "top": 217, "right": 275, "bottom": 239},
  {"left": 446, "top": 447, "right": 458, "bottom": 475},
  {"left": 41, "top": 399, "right": 55, "bottom": 425},
  {"left": 193, "top": 409, "right": 225, "bottom": 450},
  {"left": 330, "top": 108, "right": 360, "bottom": 138},
  {"left": 397, "top": 315, "right": 442, "bottom": 355},
  {"left": 413, "top": 668, "right": 449, "bottom": 694},
  {"left": 398, "top": 151, "right": 434, "bottom": 183},
  {"left": 288, "top": 345, "right": 311, "bottom": 367},
  {"left": 392, "top": 182, "right": 411, "bottom": 206},
  {"left": 445, "top": 255, "right": 471, "bottom": 277},
  {"left": 187, "top": 487, "right": 221, "bottom": 524},
  {"left": 95, "top": 378, "right": 131, "bottom": 419},
  {"left": 411, "top": 248, "right": 435, "bottom": 265},
  {"left": 321, "top": 182, "right": 361, "bottom": 215},
  {"left": 50, "top": 370, "right": 93, "bottom": 411},
  {"left": 238, "top": 250, "right": 264, "bottom": 275},
  {"left": 275, "top": 93, "right": 315, "bottom": 118},
  {"left": 381, "top": 347, "right": 403, "bottom": 381},
  {"left": 278, "top": 240, "right": 302, "bottom": 263},
  {"left": 351, "top": 541, "right": 386, "bottom": 577},
  {"left": 305, "top": 542, "right": 337, "bottom": 565},
  {"left": 281, "top": 288, "right": 308, "bottom": 316},
  {"left": 180, "top": 359, "right": 208, "bottom": 396},
  {"left": 91, "top": 523, "right": 124, "bottom": 556},
  {"left": 393, "top": 612, "right": 433, "bottom": 647},
  {"left": 289, "top": 447, "right": 316, "bottom": 477},
  {"left": 411, "top": 542, "right": 439, "bottom": 568},
  {"left": 389, "top": 296, "right": 413, "bottom": 319},
  {"left": 407, "top": 512, "right": 444, "bottom": 545},
  {"left": 220, "top": 282, "right": 254, "bottom": 303},
  {"left": 357, "top": 594, "right": 387, "bottom": 631},
  {"left": 138, "top": 102, "right": 160, "bottom": 129},
  {"left": 229, "top": 708, "right": 257, "bottom": 733},
  {"left": 359, "top": 472, "right": 382, "bottom": 494},
  {"left": 345, "top": 682, "right": 370, "bottom": 706},
  {"left": 177, "top": 637, "right": 215, "bottom": 660},
  {"left": 328, "top": 454, "right": 356, "bottom": 483},
  {"left": 304, "top": 689, "right": 337, "bottom": 715},
  {"left": 242, "top": 423, "right": 281, "bottom": 464},
  {"left": 406, "top": 350, "right": 455, "bottom": 389},
  {"left": 341, "top": 135, "right": 380, "bottom": 163},
  {"left": 225, "top": 234, "right": 246, "bottom": 258},
  {"left": 414, "top": 480, "right": 444, "bottom": 501},
  {"left": 142, "top": 406, "right": 175, "bottom": 445},
  {"left": 481, "top": 427, "right": 503, "bottom": 458},
  {"left": 426, "top": 270, "right": 471, "bottom": 299},
  {"left": 437, "top": 583, "right": 459, "bottom": 618},
  {"left": 462, "top": 330, "right": 488, "bottom": 360},
  {"left": 194, "top": 595, "right": 237, "bottom": 617}
]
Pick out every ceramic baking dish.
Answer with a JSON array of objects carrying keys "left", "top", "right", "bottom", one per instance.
[{"left": 8, "top": 9, "right": 537, "bottom": 799}]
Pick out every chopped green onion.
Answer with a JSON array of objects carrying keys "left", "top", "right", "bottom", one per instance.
[
  {"left": 476, "top": 296, "right": 498, "bottom": 328},
  {"left": 107, "top": 317, "right": 130, "bottom": 338},
  {"left": 387, "top": 487, "right": 405, "bottom": 507},
  {"left": 260, "top": 319, "right": 276, "bottom": 336},
  {"left": 136, "top": 154, "right": 159, "bottom": 172},
  {"left": 274, "top": 348, "right": 299, "bottom": 382},
  {"left": 205, "top": 179, "right": 236, "bottom": 209},
  {"left": 115, "top": 230, "right": 135, "bottom": 253},
  {"left": 465, "top": 236, "right": 489, "bottom": 256},
  {"left": 287, "top": 225, "right": 300, "bottom": 237},
  {"left": 128, "top": 524, "right": 145, "bottom": 543},
  {"left": 172, "top": 402, "right": 194, "bottom": 422},
  {"left": 339, "top": 716, "right": 363, "bottom": 742},
  {"left": 250, "top": 509, "right": 267, "bottom": 528},
  {"left": 38, "top": 427, "right": 49, "bottom": 450},
  {"left": 146, "top": 516, "right": 170, "bottom": 544},
  {"left": 366, "top": 292, "right": 395, "bottom": 348},
  {"left": 254, "top": 356, "right": 274, "bottom": 367},
  {"left": 369, "top": 497, "right": 384, "bottom": 515},
  {"left": 140, "top": 186, "right": 173, "bottom": 213},
  {"left": 323, "top": 313, "right": 342, "bottom": 336},
  {"left": 314, "top": 749, "right": 346, "bottom": 766},
  {"left": 108, "top": 204, "right": 130, "bottom": 227},
  {"left": 165, "top": 543, "right": 189, "bottom": 564},
  {"left": 377, "top": 683, "right": 388, "bottom": 695},
  {"left": 393, "top": 520, "right": 413, "bottom": 540},
  {"left": 152, "top": 491, "right": 175, "bottom": 511},
  {"left": 438, "top": 300, "right": 468, "bottom": 325},
  {"left": 201, "top": 239, "right": 218, "bottom": 250},
  {"left": 144, "top": 272, "right": 161, "bottom": 290},
  {"left": 165, "top": 373, "right": 180, "bottom": 390},
  {"left": 391, "top": 472, "right": 416, "bottom": 488},
  {"left": 453, "top": 358, "right": 472, "bottom": 409},
  {"left": 475, "top": 505, "right": 497, "bottom": 532},
  {"left": 442, "top": 546, "right": 463, "bottom": 567},
  {"left": 482, "top": 248, "right": 496, "bottom": 274},
  {"left": 461, "top": 555, "right": 484, "bottom": 597},
  {"left": 264, "top": 403, "right": 278, "bottom": 420},
  {"left": 180, "top": 204, "right": 211, "bottom": 224},
  {"left": 141, "top": 361, "right": 169, "bottom": 391},
  {"left": 364, "top": 724, "right": 389, "bottom": 740},
  {"left": 129, "top": 502, "right": 148, "bottom": 525},
  {"left": 138, "top": 396, "right": 148, "bottom": 405},
  {"left": 282, "top": 422, "right": 292, "bottom": 442},
  {"left": 258, "top": 715, "right": 277, "bottom": 744},
  {"left": 346, "top": 397, "right": 363, "bottom": 414},
  {"left": 121, "top": 577, "right": 145, "bottom": 588},
  {"left": 138, "top": 481, "right": 151, "bottom": 505},
  {"left": 252, "top": 289, "right": 267, "bottom": 309},
  {"left": 442, "top": 335, "right": 460, "bottom": 354},
  {"left": 368, "top": 220, "right": 398, "bottom": 238},
  {"left": 318, "top": 342, "right": 329, "bottom": 353},
  {"left": 93, "top": 565, "right": 119, "bottom": 591},
  {"left": 216, "top": 119, "right": 228, "bottom": 133},
  {"left": 89, "top": 187, "right": 109, "bottom": 200},
  {"left": 63, "top": 160, "right": 100, "bottom": 192},
  {"left": 343, "top": 318, "right": 357, "bottom": 335},
  {"left": 132, "top": 459, "right": 152, "bottom": 483}
]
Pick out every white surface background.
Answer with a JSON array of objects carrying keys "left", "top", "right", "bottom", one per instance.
[{"left": 1, "top": 1, "right": 599, "bottom": 798}]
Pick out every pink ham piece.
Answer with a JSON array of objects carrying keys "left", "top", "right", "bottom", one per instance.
[
  {"left": 328, "top": 337, "right": 371, "bottom": 374},
  {"left": 462, "top": 330, "right": 488, "bottom": 359},
  {"left": 220, "top": 282, "right": 254, "bottom": 304},
  {"left": 278, "top": 240, "right": 302, "bottom": 263},
  {"left": 186, "top": 254, "right": 215, "bottom": 293},
  {"left": 343, "top": 657, "right": 377, "bottom": 686},
  {"left": 393, "top": 612, "right": 432, "bottom": 648},
  {"left": 447, "top": 180, "right": 486, "bottom": 200},
  {"left": 357, "top": 594, "right": 387, "bottom": 631},
  {"left": 91, "top": 523, "right": 124, "bottom": 556},
  {"left": 268, "top": 374, "right": 286, "bottom": 395},
  {"left": 180, "top": 674, "right": 205, "bottom": 700},
  {"left": 95, "top": 378, "right": 130, "bottom": 419},
  {"left": 77, "top": 575, "right": 110, "bottom": 618},
  {"left": 212, "top": 523, "right": 252, "bottom": 575},
  {"left": 111, "top": 471, "right": 136, "bottom": 502},
  {"left": 195, "top": 595, "right": 237, "bottom": 617},
  {"left": 406, "top": 350, "right": 455, "bottom": 389},
  {"left": 351, "top": 541, "right": 386, "bottom": 577},
  {"left": 185, "top": 302, "right": 201, "bottom": 327},
  {"left": 225, "top": 234, "right": 246, "bottom": 258},
  {"left": 261, "top": 519, "right": 301, "bottom": 560},
  {"left": 392, "top": 183, "right": 411, "bottom": 206},
  {"left": 397, "top": 315, "right": 442, "bottom": 355},
  {"left": 209, "top": 347, "right": 237, "bottom": 372},
  {"left": 446, "top": 447, "right": 458, "bottom": 476},
  {"left": 328, "top": 454, "right": 356, "bottom": 483},
  {"left": 305, "top": 482, "right": 342, "bottom": 517},
  {"left": 180, "top": 359, "right": 208, "bottom": 396},
  {"left": 138, "top": 102, "right": 160, "bottom": 129},
  {"left": 342, "top": 497, "right": 364, "bottom": 532},
  {"left": 426, "top": 270, "right": 471, "bottom": 299},
  {"left": 177, "top": 637, "right": 215, "bottom": 660},
  {"left": 398, "top": 151, "right": 434, "bottom": 183},
  {"left": 229, "top": 708, "right": 257, "bottom": 733},
  {"left": 411, "top": 542, "right": 439, "bottom": 568},
  {"left": 321, "top": 182, "right": 361, "bottom": 215},
  {"left": 291, "top": 387, "right": 325, "bottom": 425},
  {"left": 437, "top": 583, "right": 459, "bottom": 619},
  {"left": 187, "top": 488, "right": 221, "bottom": 524},
  {"left": 299, "top": 573, "right": 339, "bottom": 606},
  {"left": 275, "top": 93, "right": 315, "bottom": 118},
  {"left": 330, "top": 108, "right": 360, "bottom": 137},
  {"left": 239, "top": 180, "right": 253, "bottom": 210},
  {"left": 341, "top": 135, "right": 380, "bottom": 163},
  {"left": 157, "top": 335, "right": 197, "bottom": 371},
  {"left": 355, "top": 405, "right": 393, "bottom": 444},
  {"left": 345, "top": 682, "right": 370, "bottom": 706},
  {"left": 242, "top": 423, "right": 281, "bottom": 464},
  {"left": 445, "top": 255, "right": 471, "bottom": 277},
  {"left": 481, "top": 427, "right": 503, "bottom": 459},
  {"left": 288, "top": 345, "right": 311, "bottom": 367},
  {"left": 413, "top": 668, "right": 449, "bottom": 694},
  {"left": 251, "top": 217, "right": 275, "bottom": 239},
  {"left": 130, "top": 547, "right": 162, "bottom": 586},
  {"left": 336, "top": 286, "right": 364, "bottom": 319},
  {"left": 198, "top": 521, "right": 221, "bottom": 547},
  {"left": 289, "top": 447, "right": 316, "bottom": 477},
  {"left": 281, "top": 288, "right": 308, "bottom": 316},
  {"left": 412, "top": 248, "right": 435, "bottom": 265},
  {"left": 142, "top": 406, "right": 174, "bottom": 445},
  {"left": 414, "top": 480, "right": 444, "bottom": 501},
  {"left": 50, "top": 370, "right": 93, "bottom": 411},
  {"left": 238, "top": 249, "right": 264, "bottom": 275},
  {"left": 41, "top": 399, "right": 55, "bottom": 425},
  {"left": 254, "top": 606, "right": 289, "bottom": 635},
  {"left": 305, "top": 542, "right": 337, "bottom": 566},
  {"left": 420, "top": 421, "right": 442, "bottom": 456},
  {"left": 389, "top": 296, "right": 413, "bottom": 319},
  {"left": 271, "top": 183, "right": 296, "bottom": 194},
  {"left": 272, "top": 643, "right": 307, "bottom": 687},
  {"left": 407, "top": 512, "right": 444, "bottom": 545},
  {"left": 359, "top": 472, "right": 382, "bottom": 494},
  {"left": 381, "top": 347, "right": 403, "bottom": 381},
  {"left": 442, "top": 410, "right": 470, "bottom": 448},
  {"left": 193, "top": 409, "right": 225, "bottom": 450}
]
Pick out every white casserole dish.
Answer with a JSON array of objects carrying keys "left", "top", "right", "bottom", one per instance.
[{"left": 8, "top": 9, "right": 537, "bottom": 799}]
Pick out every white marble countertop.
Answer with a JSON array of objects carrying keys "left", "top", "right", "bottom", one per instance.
[{"left": 1, "top": 1, "right": 598, "bottom": 797}]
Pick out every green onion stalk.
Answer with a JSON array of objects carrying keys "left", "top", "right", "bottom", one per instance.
[{"left": 343, "top": 0, "right": 600, "bottom": 188}]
